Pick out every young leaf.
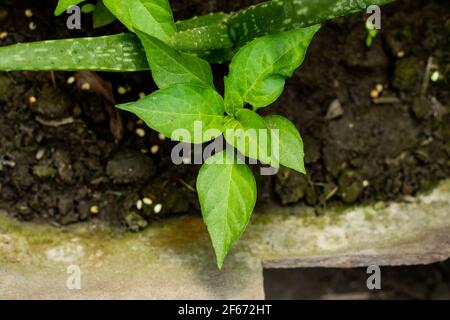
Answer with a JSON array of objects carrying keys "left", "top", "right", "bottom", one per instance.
[
  {"left": 117, "top": 84, "right": 225, "bottom": 143},
  {"left": 93, "top": 1, "right": 117, "bottom": 29},
  {"left": 55, "top": 0, "right": 86, "bottom": 15},
  {"left": 136, "top": 31, "right": 214, "bottom": 89},
  {"left": 227, "top": 25, "right": 321, "bottom": 109},
  {"left": 197, "top": 150, "right": 257, "bottom": 269},
  {"left": 264, "top": 115, "right": 306, "bottom": 174},
  {"left": 103, "top": 0, "right": 176, "bottom": 44},
  {"left": 224, "top": 76, "right": 244, "bottom": 115},
  {"left": 224, "top": 109, "right": 271, "bottom": 165}
]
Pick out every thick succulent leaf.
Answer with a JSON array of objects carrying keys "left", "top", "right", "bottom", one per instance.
[
  {"left": 224, "top": 109, "right": 271, "bottom": 165},
  {"left": 229, "top": 0, "right": 393, "bottom": 47},
  {"left": 55, "top": 0, "right": 86, "bottom": 15},
  {"left": 117, "top": 84, "right": 225, "bottom": 143},
  {"left": 264, "top": 115, "right": 306, "bottom": 174},
  {"left": 0, "top": 34, "right": 148, "bottom": 72},
  {"left": 103, "top": 0, "right": 176, "bottom": 43},
  {"left": 176, "top": 12, "right": 229, "bottom": 31},
  {"left": 197, "top": 150, "right": 257, "bottom": 269},
  {"left": 137, "top": 31, "right": 214, "bottom": 89},
  {"left": 227, "top": 25, "right": 320, "bottom": 109},
  {"left": 93, "top": 1, "right": 117, "bottom": 29}
]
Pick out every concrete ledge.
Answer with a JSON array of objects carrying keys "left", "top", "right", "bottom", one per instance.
[{"left": 1, "top": 180, "right": 449, "bottom": 299}]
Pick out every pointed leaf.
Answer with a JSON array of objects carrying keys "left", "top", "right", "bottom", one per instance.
[
  {"left": 137, "top": 31, "right": 214, "bottom": 89},
  {"left": 93, "top": 1, "right": 116, "bottom": 29},
  {"left": 224, "top": 109, "right": 271, "bottom": 165},
  {"left": 117, "top": 84, "right": 225, "bottom": 143},
  {"left": 197, "top": 150, "right": 257, "bottom": 269},
  {"left": 103, "top": 0, "right": 176, "bottom": 44},
  {"left": 227, "top": 25, "right": 320, "bottom": 109},
  {"left": 55, "top": 0, "right": 86, "bottom": 15},
  {"left": 224, "top": 76, "right": 244, "bottom": 115},
  {"left": 264, "top": 115, "right": 306, "bottom": 174}
]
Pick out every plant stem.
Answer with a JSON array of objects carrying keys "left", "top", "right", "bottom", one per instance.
[{"left": 0, "top": 0, "right": 394, "bottom": 72}]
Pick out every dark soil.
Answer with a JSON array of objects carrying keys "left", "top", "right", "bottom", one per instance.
[{"left": 0, "top": 0, "right": 449, "bottom": 230}]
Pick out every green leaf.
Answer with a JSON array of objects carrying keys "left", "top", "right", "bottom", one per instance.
[
  {"left": 224, "top": 76, "right": 244, "bottom": 115},
  {"left": 224, "top": 109, "right": 271, "bottom": 165},
  {"left": 81, "top": 3, "right": 96, "bottom": 14},
  {"left": 136, "top": 31, "right": 214, "bottom": 89},
  {"left": 93, "top": 1, "right": 117, "bottom": 29},
  {"left": 55, "top": 0, "right": 86, "bottom": 16},
  {"left": 0, "top": 34, "right": 149, "bottom": 72},
  {"left": 117, "top": 84, "right": 225, "bottom": 143},
  {"left": 176, "top": 12, "right": 229, "bottom": 31},
  {"left": 197, "top": 150, "right": 257, "bottom": 269},
  {"left": 227, "top": 25, "right": 320, "bottom": 109},
  {"left": 103, "top": 0, "right": 176, "bottom": 44},
  {"left": 264, "top": 115, "right": 306, "bottom": 174}
]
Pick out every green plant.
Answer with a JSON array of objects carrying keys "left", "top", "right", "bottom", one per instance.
[
  {"left": 55, "top": 0, "right": 117, "bottom": 29},
  {"left": 0, "top": 0, "right": 394, "bottom": 268}
]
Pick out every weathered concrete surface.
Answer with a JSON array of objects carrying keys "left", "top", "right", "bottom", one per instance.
[{"left": 0, "top": 180, "right": 449, "bottom": 299}]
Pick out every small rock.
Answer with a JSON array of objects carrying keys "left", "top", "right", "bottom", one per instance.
[
  {"left": 60, "top": 211, "right": 79, "bottom": 225},
  {"left": 11, "top": 166, "right": 34, "bottom": 189},
  {"left": 32, "top": 84, "right": 72, "bottom": 119},
  {"left": 123, "top": 211, "right": 148, "bottom": 232},
  {"left": 325, "top": 99, "right": 344, "bottom": 121},
  {"left": 0, "top": 74, "right": 15, "bottom": 102},
  {"left": 338, "top": 171, "right": 363, "bottom": 204},
  {"left": 275, "top": 167, "right": 308, "bottom": 205},
  {"left": 412, "top": 96, "right": 429, "bottom": 119},
  {"left": 392, "top": 57, "right": 421, "bottom": 91},
  {"left": 106, "top": 150, "right": 156, "bottom": 184},
  {"left": 32, "top": 164, "right": 56, "bottom": 179},
  {"left": 52, "top": 150, "right": 74, "bottom": 184},
  {"left": 77, "top": 201, "right": 91, "bottom": 221},
  {"left": 58, "top": 196, "right": 73, "bottom": 215}
]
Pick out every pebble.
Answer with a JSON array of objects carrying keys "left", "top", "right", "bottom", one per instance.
[
  {"left": 150, "top": 145, "right": 159, "bottom": 154},
  {"left": 28, "top": 96, "right": 37, "bottom": 105},
  {"left": 25, "top": 9, "right": 33, "bottom": 18},
  {"left": 35, "top": 148, "right": 45, "bottom": 160},
  {"left": 81, "top": 82, "right": 91, "bottom": 91},
  {"left": 135, "top": 128, "right": 146, "bottom": 138},
  {"left": 117, "top": 86, "right": 127, "bottom": 95},
  {"left": 431, "top": 71, "right": 440, "bottom": 82},
  {"left": 67, "top": 76, "right": 76, "bottom": 85},
  {"left": 90, "top": 205, "right": 99, "bottom": 214},
  {"left": 143, "top": 197, "right": 153, "bottom": 205},
  {"left": 154, "top": 204, "right": 162, "bottom": 214},
  {"left": 0, "top": 32, "right": 8, "bottom": 40},
  {"left": 138, "top": 92, "right": 146, "bottom": 99},
  {"left": 370, "top": 89, "right": 379, "bottom": 99},
  {"left": 158, "top": 133, "right": 166, "bottom": 141},
  {"left": 325, "top": 99, "right": 344, "bottom": 120},
  {"left": 136, "top": 199, "right": 143, "bottom": 210},
  {"left": 28, "top": 21, "right": 37, "bottom": 30}
]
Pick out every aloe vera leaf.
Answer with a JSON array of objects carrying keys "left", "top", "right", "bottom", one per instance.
[
  {"left": 229, "top": 0, "right": 394, "bottom": 46},
  {"left": 175, "top": 12, "right": 230, "bottom": 31},
  {"left": 0, "top": 33, "right": 148, "bottom": 72},
  {"left": 0, "top": 0, "right": 394, "bottom": 72}
]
